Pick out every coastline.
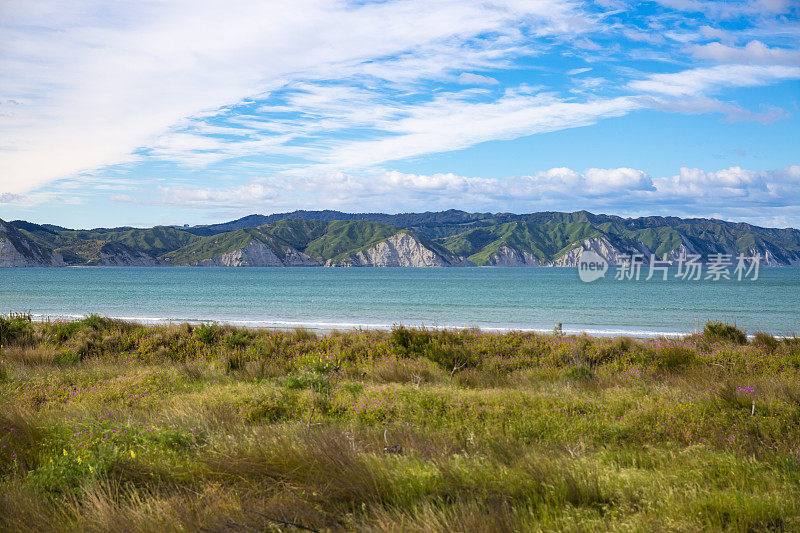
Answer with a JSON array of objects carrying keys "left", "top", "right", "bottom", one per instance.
[{"left": 26, "top": 313, "right": 702, "bottom": 338}]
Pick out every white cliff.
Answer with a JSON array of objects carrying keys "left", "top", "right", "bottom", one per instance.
[
  {"left": 97, "top": 243, "right": 163, "bottom": 266},
  {"left": 188, "top": 240, "right": 321, "bottom": 267},
  {"left": 330, "top": 232, "right": 472, "bottom": 267},
  {"left": 0, "top": 223, "right": 65, "bottom": 267},
  {"left": 547, "top": 237, "right": 628, "bottom": 267},
  {"left": 483, "top": 245, "right": 542, "bottom": 266}
]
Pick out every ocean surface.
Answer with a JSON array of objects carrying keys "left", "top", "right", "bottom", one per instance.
[{"left": 1, "top": 267, "right": 798, "bottom": 337}]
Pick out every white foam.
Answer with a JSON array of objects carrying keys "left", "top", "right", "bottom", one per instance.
[{"left": 29, "top": 313, "right": 691, "bottom": 337}]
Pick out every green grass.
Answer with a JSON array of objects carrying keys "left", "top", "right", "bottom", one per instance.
[{"left": 1, "top": 315, "right": 800, "bottom": 531}]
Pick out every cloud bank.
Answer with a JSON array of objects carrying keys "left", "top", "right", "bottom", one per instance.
[{"left": 145, "top": 165, "right": 800, "bottom": 228}]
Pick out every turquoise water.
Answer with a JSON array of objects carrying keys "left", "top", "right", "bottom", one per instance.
[{"left": 0, "top": 267, "right": 798, "bottom": 336}]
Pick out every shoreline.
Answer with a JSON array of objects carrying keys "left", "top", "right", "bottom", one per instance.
[{"left": 23, "top": 312, "right": 717, "bottom": 339}]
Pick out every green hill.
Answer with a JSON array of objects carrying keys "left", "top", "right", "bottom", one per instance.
[
  {"left": 3, "top": 211, "right": 800, "bottom": 267},
  {"left": 163, "top": 220, "right": 424, "bottom": 265}
]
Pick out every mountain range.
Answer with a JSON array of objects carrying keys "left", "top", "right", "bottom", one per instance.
[{"left": 2, "top": 210, "right": 800, "bottom": 267}]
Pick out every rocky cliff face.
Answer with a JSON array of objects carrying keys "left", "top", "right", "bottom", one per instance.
[
  {"left": 0, "top": 221, "right": 65, "bottom": 267},
  {"left": 184, "top": 240, "right": 320, "bottom": 267},
  {"left": 484, "top": 246, "right": 542, "bottom": 266},
  {"left": 537, "top": 237, "right": 800, "bottom": 267},
  {"left": 96, "top": 243, "right": 163, "bottom": 266},
  {"left": 176, "top": 233, "right": 800, "bottom": 269},
  {"left": 758, "top": 246, "right": 800, "bottom": 267},
  {"left": 330, "top": 232, "right": 471, "bottom": 267},
  {"left": 765, "top": 250, "right": 800, "bottom": 266},
  {"left": 482, "top": 237, "right": 645, "bottom": 267},
  {"left": 547, "top": 237, "right": 627, "bottom": 267}
]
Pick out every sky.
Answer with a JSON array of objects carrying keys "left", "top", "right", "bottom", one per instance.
[{"left": 0, "top": 0, "right": 799, "bottom": 229}]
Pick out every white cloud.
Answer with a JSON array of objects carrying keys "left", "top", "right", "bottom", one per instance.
[
  {"left": 320, "top": 93, "right": 640, "bottom": 170},
  {"left": 145, "top": 165, "right": 800, "bottom": 227},
  {"left": 143, "top": 84, "right": 640, "bottom": 173},
  {"left": 691, "top": 40, "right": 800, "bottom": 66},
  {"left": 458, "top": 72, "right": 501, "bottom": 85},
  {"left": 0, "top": 0, "right": 588, "bottom": 195},
  {"left": 583, "top": 168, "right": 654, "bottom": 193},
  {"left": 699, "top": 25, "right": 731, "bottom": 41},
  {"left": 653, "top": 0, "right": 796, "bottom": 18},
  {"left": 0, "top": 193, "right": 23, "bottom": 203},
  {"left": 629, "top": 64, "right": 800, "bottom": 96},
  {"left": 651, "top": 166, "right": 800, "bottom": 207},
  {"left": 157, "top": 179, "right": 282, "bottom": 208},
  {"left": 639, "top": 96, "right": 790, "bottom": 124}
]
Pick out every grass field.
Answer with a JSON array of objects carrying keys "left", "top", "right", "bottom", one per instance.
[{"left": 1, "top": 314, "right": 799, "bottom": 532}]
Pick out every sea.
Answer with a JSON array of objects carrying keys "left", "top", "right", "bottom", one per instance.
[{"left": 1, "top": 267, "right": 798, "bottom": 337}]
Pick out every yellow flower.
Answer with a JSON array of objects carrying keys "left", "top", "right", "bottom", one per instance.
[
  {"left": 89, "top": 466, "right": 94, "bottom": 473},
  {"left": 130, "top": 450, "right": 136, "bottom": 459},
  {"left": 63, "top": 449, "right": 68, "bottom": 456}
]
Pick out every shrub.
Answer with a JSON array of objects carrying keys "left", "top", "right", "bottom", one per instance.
[
  {"left": 252, "top": 334, "right": 290, "bottom": 360},
  {"left": 390, "top": 326, "right": 477, "bottom": 374},
  {"left": 223, "top": 351, "right": 246, "bottom": 373},
  {"left": 243, "top": 394, "right": 296, "bottom": 423},
  {"left": 0, "top": 313, "right": 34, "bottom": 348},
  {"left": 390, "top": 324, "right": 432, "bottom": 355},
  {"left": 717, "top": 382, "right": 757, "bottom": 410},
  {"left": 751, "top": 332, "right": 778, "bottom": 353},
  {"left": 66, "top": 329, "right": 103, "bottom": 358},
  {"left": 654, "top": 344, "right": 696, "bottom": 370},
  {"left": 225, "top": 331, "right": 251, "bottom": 349},
  {"left": 194, "top": 323, "right": 219, "bottom": 344},
  {"left": 0, "top": 408, "right": 44, "bottom": 475},
  {"left": 53, "top": 350, "right": 83, "bottom": 365},
  {"left": 782, "top": 335, "right": 800, "bottom": 349},
  {"left": 569, "top": 335, "right": 612, "bottom": 368},
  {"left": 77, "top": 314, "right": 114, "bottom": 331},
  {"left": 292, "top": 327, "right": 317, "bottom": 342},
  {"left": 370, "top": 357, "right": 444, "bottom": 385},
  {"left": 610, "top": 336, "right": 641, "bottom": 356},
  {"left": 51, "top": 321, "right": 80, "bottom": 342},
  {"left": 566, "top": 365, "right": 595, "bottom": 381},
  {"left": 421, "top": 341, "right": 476, "bottom": 374},
  {"left": 703, "top": 321, "right": 747, "bottom": 345}
]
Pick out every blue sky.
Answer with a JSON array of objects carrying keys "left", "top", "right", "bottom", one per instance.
[{"left": 0, "top": 0, "right": 799, "bottom": 229}]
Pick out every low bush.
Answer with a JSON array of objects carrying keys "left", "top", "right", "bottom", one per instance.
[
  {"left": 654, "top": 344, "right": 696, "bottom": 370},
  {"left": 752, "top": 331, "right": 778, "bottom": 353},
  {"left": 193, "top": 322, "right": 219, "bottom": 344},
  {"left": 704, "top": 321, "right": 747, "bottom": 345},
  {"left": 565, "top": 365, "right": 595, "bottom": 381},
  {"left": 0, "top": 313, "right": 34, "bottom": 348},
  {"left": 391, "top": 326, "right": 478, "bottom": 373},
  {"left": 0, "top": 407, "right": 45, "bottom": 475}
]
